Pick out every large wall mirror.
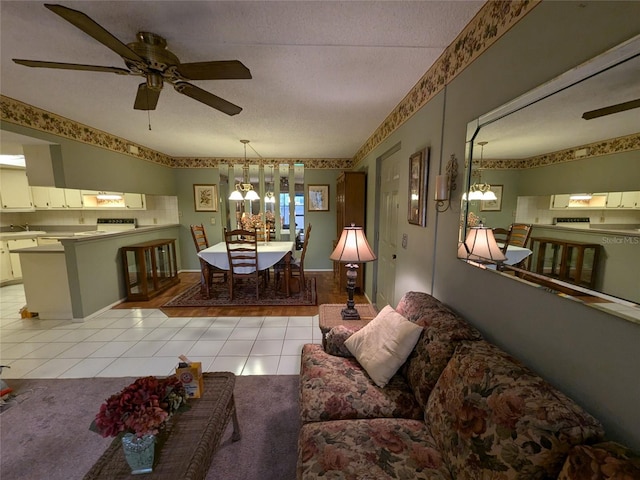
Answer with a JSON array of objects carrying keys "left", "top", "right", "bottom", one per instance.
[{"left": 461, "top": 34, "right": 640, "bottom": 319}]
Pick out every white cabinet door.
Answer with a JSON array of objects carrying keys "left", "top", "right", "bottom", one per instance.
[
  {"left": 605, "top": 192, "right": 622, "bottom": 208},
  {"left": 0, "top": 168, "right": 34, "bottom": 210},
  {"left": 550, "top": 194, "right": 570, "bottom": 209},
  {"left": 620, "top": 191, "right": 639, "bottom": 208},
  {"left": 0, "top": 242, "right": 13, "bottom": 283},
  {"left": 7, "top": 238, "right": 37, "bottom": 279},
  {"left": 49, "top": 188, "right": 66, "bottom": 208},
  {"left": 64, "top": 189, "right": 84, "bottom": 208},
  {"left": 31, "top": 186, "right": 51, "bottom": 208},
  {"left": 124, "top": 193, "right": 145, "bottom": 209}
]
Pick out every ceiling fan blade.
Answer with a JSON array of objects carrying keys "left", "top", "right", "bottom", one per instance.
[
  {"left": 177, "top": 60, "right": 252, "bottom": 81},
  {"left": 174, "top": 82, "right": 242, "bottom": 116},
  {"left": 582, "top": 98, "right": 640, "bottom": 120},
  {"left": 13, "top": 59, "right": 130, "bottom": 75},
  {"left": 44, "top": 4, "right": 144, "bottom": 64},
  {"left": 134, "top": 83, "right": 161, "bottom": 110}
]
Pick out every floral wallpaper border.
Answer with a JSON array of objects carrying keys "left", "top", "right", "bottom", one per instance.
[{"left": 478, "top": 132, "right": 640, "bottom": 170}]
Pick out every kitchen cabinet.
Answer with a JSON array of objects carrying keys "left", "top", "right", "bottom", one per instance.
[
  {"left": 550, "top": 193, "right": 607, "bottom": 209},
  {"left": 31, "top": 186, "right": 51, "bottom": 208},
  {"left": 7, "top": 237, "right": 37, "bottom": 279},
  {"left": 46, "top": 187, "right": 84, "bottom": 209},
  {"left": 0, "top": 168, "right": 34, "bottom": 210},
  {"left": 335, "top": 171, "right": 366, "bottom": 291},
  {"left": 620, "top": 191, "right": 639, "bottom": 208},
  {"left": 550, "top": 194, "right": 571, "bottom": 209},
  {"left": 124, "top": 193, "right": 146, "bottom": 209},
  {"left": 0, "top": 242, "right": 13, "bottom": 283}
]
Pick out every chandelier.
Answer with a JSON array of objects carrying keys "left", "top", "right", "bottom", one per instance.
[
  {"left": 229, "top": 140, "right": 260, "bottom": 201},
  {"left": 463, "top": 141, "right": 497, "bottom": 201}
]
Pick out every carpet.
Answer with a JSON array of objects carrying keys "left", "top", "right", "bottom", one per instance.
[
  {"left": 162, "top": 277, "right": 317, "bottom": 307},
  {"left": 0, "top": 375, "right": 300, "bottom": 480}
]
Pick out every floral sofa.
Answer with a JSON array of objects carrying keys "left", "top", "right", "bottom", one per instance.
[{"left": 297, "top": 292, "right": 640, "bottom": 479}]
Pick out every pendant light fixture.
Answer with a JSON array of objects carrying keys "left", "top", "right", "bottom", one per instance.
[
  {"left": 229, "top": 140, "right": 260, "bottom": 201},
  {"left": 463, "top": 141, "right": 497, "bottom": 201}
]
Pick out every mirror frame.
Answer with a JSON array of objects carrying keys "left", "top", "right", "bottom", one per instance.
[{"left": 461, "top": 34, "right": 640, "bottom": 316}]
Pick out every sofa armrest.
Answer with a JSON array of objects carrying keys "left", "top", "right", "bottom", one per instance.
[
  {"left": 324, "top": 325, "right": 360, "bottom": 357},
  {"left": 557, "top": 441, "right": 640, "bottom": 479}
]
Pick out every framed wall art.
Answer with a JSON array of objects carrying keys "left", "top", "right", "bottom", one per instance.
[
  {"left": 480, "top": 185, "right": 503, "bottom": 211},
  {"left": 408, "top": 148, "right": 429, "bottom": 226},
  {"left": 307, "top": 184, "right": 330, "bottom": 211},
  {"left": 193, "top": 184, "right": 218, "bottom": 212}
]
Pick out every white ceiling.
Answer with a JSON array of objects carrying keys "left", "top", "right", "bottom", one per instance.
[{"left": 0, "top": 1, "right": 484, "bottom": 159}]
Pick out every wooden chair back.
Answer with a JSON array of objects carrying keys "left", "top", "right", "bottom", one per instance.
[
  {"left": 254, "top": 225, "right": 270, "bottom": 243},
  {"left": 190, "top": 224, "right": 209, "bottom": 251},
  {"left": 224, "top": 228, "right": 261, "bottom": 299},
  {"left": 508, "top": 223, "right": 533, "bottom": 248},
  {"left": 492, "top": 227, "right": 512, "bottom": 254},
  {"left": 190, "top": 224, "right": 226, "bottom": 298}
]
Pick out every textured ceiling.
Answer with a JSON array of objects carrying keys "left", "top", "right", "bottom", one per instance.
[{"left": 0, "top": 1, "right": 484, "bottom": 159}]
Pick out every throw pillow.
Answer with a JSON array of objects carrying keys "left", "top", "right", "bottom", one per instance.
[{"left": 344, "top": 305, "right": 423, "bottom": 388}]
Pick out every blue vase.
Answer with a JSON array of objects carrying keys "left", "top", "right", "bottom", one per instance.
[{"left": 121, "top": 433, "right": 156, "bottom": 474}]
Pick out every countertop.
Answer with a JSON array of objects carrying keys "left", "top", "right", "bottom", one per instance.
[
  {"left": 0, "top": 224, "right": 180, "bottom": 242},
  {"left": 533, "top": 224, "right": 640, "bottom": 236}
]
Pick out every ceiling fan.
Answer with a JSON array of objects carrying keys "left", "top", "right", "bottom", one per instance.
[
  {"left": 582, "top": 98, "right": 640, "bottom": 120},
  {"left": 12, "top": 4, "right": 251, "bottom": 115}
]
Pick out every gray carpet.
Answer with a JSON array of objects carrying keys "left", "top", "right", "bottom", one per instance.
[{"left": 0, "top": 375, "right": 300, "bottom": 480}]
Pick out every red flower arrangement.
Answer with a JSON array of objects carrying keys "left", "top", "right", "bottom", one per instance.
[{"left": 90, "top": 376, "right": 189, "bottom": 438}]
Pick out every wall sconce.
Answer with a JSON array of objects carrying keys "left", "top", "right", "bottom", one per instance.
[{"left": 435, "top": 154, "right": 458, "bottom": 212}]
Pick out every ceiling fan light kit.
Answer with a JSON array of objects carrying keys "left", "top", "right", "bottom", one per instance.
[{"left": 13, "top": 4, "right": 251, "bottom": 116}]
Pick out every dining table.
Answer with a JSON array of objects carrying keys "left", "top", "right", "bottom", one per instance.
[
  {"left": 485, "top": 244, "right": 533, "bottom": 271},
  {"left": 197, "top": 240, "right": 296, "bottom": 295}
]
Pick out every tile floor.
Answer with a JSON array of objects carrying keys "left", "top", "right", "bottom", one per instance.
[{"left": 0, "top": 284, "right": 321, "bottom": 379}]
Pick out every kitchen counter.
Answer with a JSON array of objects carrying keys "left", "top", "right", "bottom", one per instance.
[
  {"left": 533, "top": 224, "right": 640, "bottom": 236},
  {"left": 13, "top": 224, "right": 181, "bottom": 321}
]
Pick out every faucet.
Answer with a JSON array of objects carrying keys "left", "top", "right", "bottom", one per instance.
[{"left": 10, "top": 223, "right": 29, "bottom": 231}]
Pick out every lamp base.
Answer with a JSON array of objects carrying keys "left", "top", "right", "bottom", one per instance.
[{"left": 341, "top": 306, "right": 361, "bottom": 320}]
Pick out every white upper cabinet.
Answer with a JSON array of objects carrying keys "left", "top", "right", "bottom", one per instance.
[
  {"left": 0, "top": 168, "right": 34, "bottom": 210},
  {"left": 124, "top": 193, "right": 145, "bottom": 209}
]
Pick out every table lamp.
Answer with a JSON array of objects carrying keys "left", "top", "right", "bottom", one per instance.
[
  {"left": 457, "top": 227, "right": 506, "bottom": 264},
  {"left": 330, "top": 225, "right": 377, "bottom": 319}
]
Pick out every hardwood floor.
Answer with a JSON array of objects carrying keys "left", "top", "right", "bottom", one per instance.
[{"left": 115, "top": 271, "right": 370, "bottom": 317}]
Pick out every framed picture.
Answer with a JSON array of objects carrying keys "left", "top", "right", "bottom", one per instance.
[
  {"left": 307, "top": 184, "right": 330, "bottom": 211},
  {"left": 480, "top": 185, "right": 503, "bottom": 211},
  {"left": 193, "top": 184, "right": 218, "bottom": 212},
  {"left": 408, "top": 148, "right": 429, "bottom": 226}
]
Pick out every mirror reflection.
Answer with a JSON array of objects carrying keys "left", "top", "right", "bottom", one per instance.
[{"left": 461, "top": 35, "right": 640, "bottom": 308}]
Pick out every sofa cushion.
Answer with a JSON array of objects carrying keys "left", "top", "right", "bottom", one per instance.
[
  {"left": 344, "top": 305, "right": 423, "bottom": 388},
  {"left": 557, "top": 441, "right": 640, "bottom": 479},
  {"left": 426, "top": 340, "right": 605, "bottom": 480},
  {"left": 324, "top": 324, "right": 360, "bottom": 357},
  {"left": 396, "top": 291, "right": 483, "bottom": 409},
  {"left": 297, "top": 418, "right": 452, "bottom": 480},
  {"left": 299, "top": 344, "right": 422, "bottom": 423}
]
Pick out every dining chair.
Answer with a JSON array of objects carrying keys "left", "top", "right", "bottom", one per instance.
[
  {"left": 254, "top": 225, "right": 270, "bottom": 243},
  {"left": 276, "top": 223, "right": 312, "bottom": 293},
  {"left": 492, "top": 227, "right": 512, "bottom": 254},
  {"left": 224, "top": 228, "right": 264, "bottom": 300},
  {"left": 190, "top": 224, "right": 227, "bottom": 298},
  {"left": 508, "top": 223, "right": 533, "bottom": 248}
]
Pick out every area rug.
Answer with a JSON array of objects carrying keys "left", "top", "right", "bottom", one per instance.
[
  {"left": 0, "top": 375, "right": 300, "bottom": 480},
  {"left": 162, "top": 277, "right": 317, "bottom": 307}
]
